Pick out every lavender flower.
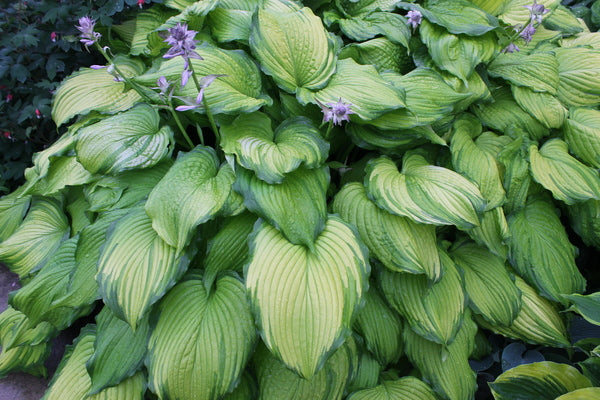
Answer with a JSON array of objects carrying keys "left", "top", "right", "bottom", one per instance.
[
  {"left": 163, "top": 23, "right": 203, "bottom": 87},
  {"left": 152, "top": 76, "right": 174, "bottom": 101},
  {"left": 524, "top": 0, "right": 550, "bottom": 24},
  {"left": 319, "top": 98, "right": 355, "bottom": 126},
  {"left": 76, "top": 16, "right": 101, "bottom": 47},
  {"left": 502, "top": 43, "right": 520, "bottom": 53},
  {"left": 406, "top": 10, "right": 423, "bottom": 30},
  {"left": 175, "top": 74, "right": 225, "bottom": 111},
  {"left": 520, "top": 24, "right": 536, "bottom": 44}
]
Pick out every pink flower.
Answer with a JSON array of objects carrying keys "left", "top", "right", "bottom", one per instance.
[
  {"left": 6, "top": 94, "right": 13, "bottom": 102},
  {"left": 137, "top": 0, "right": 144, "bottom": 8},
  {"left": 50, "top": 31, "right": 57, "bottom": 42},
  {"left": 35, "top": 108, "right": 42, "bottom": 119},
  {"left": 3, "top": 132, "right": 11, "bottom": 139}
]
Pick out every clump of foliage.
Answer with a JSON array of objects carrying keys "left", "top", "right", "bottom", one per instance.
[{"left": 1, "top": 0, "right": 600, "bottom": 399}]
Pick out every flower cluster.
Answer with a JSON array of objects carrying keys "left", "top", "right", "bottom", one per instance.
[
  {"left": 319, "top": 98, "right": 355, "bottom": 126},
  {"left": 503, "top": 1, "right": 550, "bottom": 52},
  {"left": 163, "top": 23, "right": 203, "bottom": 87},
  {"left": 76, "top": 16, "right": 101, "bottom": 47},
  {"left": 406, "top": 10, "right": 422, "bottom": 30}
]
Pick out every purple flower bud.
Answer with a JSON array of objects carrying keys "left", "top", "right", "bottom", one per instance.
[
  {"left": 503, "top": 43, "right": 520, "bottom": 53},
  {"left": 520, "top": 24, "right": 536, "bottom": 44},
  {"left": 89, "top": 65, "right": 106, "bottom": 70},
  {"left": 406, "top": 10, "right": 423, "bottom": 30},
  {"left": 195, "top": 74, "right": 226, "bottom": 104},
  {"left": 319, "top": 98, "right": 355, "bottom": 126},
  {"left": 76, "top": 16, "right": 101, "bottom": 47},
  {"left": 524, "top": 0, "right": 550, "bottom": 24}
]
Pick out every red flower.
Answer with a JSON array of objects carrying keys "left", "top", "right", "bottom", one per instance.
[
  {"left": 50, "top": 31, "right": 57, "bottom": 42},
  {"left": 137, "top": 0, "right": 144, "bottom": 8},
  {"left": 3, "top": 132, "right": 11, "bottom": 139},
  {"left": 35, "top": 108, "right": 42, "bottom": 118},
  {"left": 6, "top": 94, "right": 13, "bottom": 102}
]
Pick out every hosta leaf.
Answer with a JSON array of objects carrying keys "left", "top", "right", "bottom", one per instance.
[
  {"left": 245, "top": 217, "right": 368, "bottom": 378},
  {"left": 0, "top": 338, "right": 50, "bottom": 378},
  {"left": 254, "top": 338, "right": 357, "bottom": 400},
  {"left": 560, "top": 32, "right": 600, "bottom": 49},
  {"left": 366, "top": 154, "right": 486, "bottom": 230},
  {"left": 347, "top": 376, "right": 437, "bottom": 400},
  {"left": 340, "top": 37, "right": 411, "bottom": 74},
  {"left": 403, "top": 311, "right": 478, "bottom": 400},
  {"left": 130, "top": 7, "right": 174, "bottom": 56},
  {"left": 9, "top": 237, "right": 93, "bottom": 330},
  {"left": 469, "top": 0, "right": 508, "bottom": 15},
  {"left": 249, "top": 6, "right": 336, "bottom": 93},
  {"left": 420, "top": 19, "right": 497, "bottom": 82},
  {"left": 23, "top": 156, "right": 94, "bottom": 197},
  {"left": 220, "top": 112, "right": 328, "bottom": 184},
  {"left": 147, "top": 272, "right": 257, "bottom": 400},
  {"left": 333, "top": 182, "right": 441, "bottom": 280},
  {"left": 203, "top": 211, "right": 257, "bottom": 291},
  {"left": 146, "top": 146, "right": 234, "bottom": 250},
  {"left": 450, "top": 241, "right": 521, "bottom": 326},
  {"left": 52, "top": 57, "right": 145, "bottom": 126},
  {"left": 380, "top": 250, "right": 465, "bottom": 345},
  {"left": 450, "top": 116, "right": 506, "bottom": 209},
  {"left": 347, "top": 350, "right": 381, "bottom": 393},
  {"left": 490, "top": 361, "right": 592, "bottom": 400},
  {"left": 512, "top": 86, "right": 567, "bottom": 129},
  {"left": 563, "top": 292, "right": 600, "bottom": 326},
  {"left": 497, "top": 137, "right": 532, "bottom": 213},
  {"left": 87, "top": 307, "right": 149, "bottom": 394},
  {"left": 0, "top": 197, "right": 69, "bottom": 277},
  {"left": 208, "top": 8, "right": 254, "bottom": 43},
  {"left": 234, "top": 166, "right": 328, "bottom": 248},
  {"left": 488, "top": 52, "right": 559, "bottom": 94},
  {"left": 336, "top": 12, "right": 411, "bottom": 48},
  {"left": 529, "top": 139, "right": 600, "bottom": 205},
  {"left": 467, "top": 207, "right": 510, "bottom": 259},
  {"left": 353, "top": 288, "right": 403, "bottom": 366},
  {"left": 556, "top": 388, "right": 600, "bottom": 400},
  {"left": 499, "top": 0, "right": 559, "bottom": 25},
  {"left": 543, "top": 4, "right": 584, "bottom": 33},
  {"left": 137, "top": 46, "right": 271, "bottom": 114},
  {"left": 0, "top": 191, "right": 30, "bottom": 242},
  {"left": 43, "top": 326, "right": 145, "bottom": 400},
  {"left": 403, "top": 0, "right": 499, "bottom": 35},
  {"left": 300, "top": 58, "right": 406, "bottom": 121},
  {"left": 477, "top": 276, "right": 570, "bottom": 347},
  {"left": 97, "top": 207, "right": 190, "bottom": 329},
  {"left": 0, "top": 307, "right": 55, "bottom": 350},
  {"left": 555, "top": 47, "right": 600, "bottom": 107},
  {"left": 22, "top": 133, "right": 75, "bottom": 195},
  {"left": 564, "top": 108, "right": 600, "bottom": 169},
  {"left": 75, "top": 104, "right": 173, "bottom": 175},
  {"left": 337, "top": 0, "right": 399, "bottom": 16},
  {"left": 568, "top": 199, "right": 600, "bottom": 249},
  {"left": 508, "top": 196, "right": 585, "bottom": 303},
  {"left": 222, "top": 371, "right": 257, "bottom": 400}
]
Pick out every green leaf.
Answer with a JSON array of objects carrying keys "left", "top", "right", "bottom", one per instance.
[
  {"left": 347, "top": 376, "right": 437, "bottom": 400},
  {"left": 476, "top": 276, "right": 570, "bottom": 347},
  {"left": 0, "top": 197, "right": 69, "bottom": 277},
  {"left": 75, "top": 104, "right": 173, "bottom": 175},
  {"left": 490, "top": 361, "right": 592, "bottom": 400},
  {"left": 563, "top": 292, "right": 600, "bottom": 326},
  {"left": 220, "top": 112, "right": 329, "bottom": 184},
  {"left": 9, "top": 237, "right": 92, "bottom": 330},
  {"left": 340, "top": 37, "right": 412, "bottom": 74},
  {"left": 450, "top": 116, "right": 506, "bottom": 210},
  {"left": 208, "top": 8, "right": 254, "bottom": 43},
  {"left": 0, "top": 307, "right": 55, "bottom": 350},
  {"left": 564, "top": 108, "right": 600, "bottom": 169},
  {"left": 488, "top": 52, "right": 559, "bottom": 94},
  {"left": 97, "top": 207, "right": 190, "bottom": 329},
  {"left": 145, "top": 146, "right": 234, "bottom": 251},
  {"left": 420, "top": 19, "right": 497, "bottom": 82},
  {"left": 146, "top": 272, "right": 257, "bottom": 400},
  {"left": 245, "top": 217, "right": 368, "bottom": 378},
  {"left": 234, "top": 166, "right": 329, "bottom": 248},
  {"left": 450, "top": 241, "right": 521, "bottom": 327},
  {"left": 353, "top": 289, "right": 403, "bottom": 366},
  {"left": 137, "top": 46, "right": 271, "bottom": 114},
  {"left": 403, "top": 311, "right": 478, "bottom": 400},
  {"left": 336, "top": 12, "right": 411, "bottom": 48},
  {"left": 52, "top": 57, "right": 145, "bottom": 126},
  {"left": 366, "top": 155, "right": 486, "bottom": 230},
  {"left": 130, "top": 7, "right": 174, "bottom": 56},
  {"left": 466, "top": 207, "right": 510, "bottom": 259},
  {"left": 87, "top": 307, "right": 149, "bottom": 394},
  {"left": 555, "top": 47, "right": 600, "bottom": 107},
  {"left": 337, "top": 0, "right": 400, "bottom": 16},
  {"left": 508, "top": 196, "right": 585, "bottom": 303},
  {"left": 469, "top": 0, "right": 508, "bottom": 15},
  {"left": 542, "top": 5, "right": 584, "bottom": 34},
  {"left": 249, "top": 6, "right": 336, "bottom": 93},
  {"left": 497, "top": 137, "right": 532, "bottom": 213},
  {"left": 529, "top": 139, "right": 600, "bottom": 205},
  {"left": 333, "top": 182, "right": 441, "bottom": 280},
  {"left": 43, "top": 326, "right": 145, "bottom": 400},
  {"left": 499, "top": 0, "right": 560, "bottom": 26},
  {"left": 0, "top": 338, "right": 50, "bottom": 379},
  {"left": 0, "top": 191, "right": 30, "bottom": 242},
  {"left": 254, "top": 338, "right": 357, "bottom": 400},
  {"left": 23, "top": 156, "right": 94, "bottom": 197},
  {"left": 567, "top": 199, "right": 600, "bottom": 250},
  {"left": 379, "top": 250, "right": 465, "bottom": 346},
  {"left": 300, "top": 58, "right": 406, "bottom": 121},
  {"left": 512, "top": 86, "right": 567, "bottom": 129},
  {"left": 555, "top": 388, "right": 600, "bottom": 400},
  {"left": 347, "top": 350, "right": 381, "bottom": 393}
]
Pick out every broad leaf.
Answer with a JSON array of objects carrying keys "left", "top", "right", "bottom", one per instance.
[
  {"left": 556, "top": 388, "right": 600, "bottom": 400},
  {"left": 564, "top": 108, "right": 600, "bottom": 169},
  {"left": 75, "top": 104, "right": 173, "bottom": 175},
  {"left": 467, "top": 207, "right": 510, "bottom": 259},
  {"left": 97, "top": 207, "right": 190, "bottom": 329},
  {"left": 568, "top": 199, "right": 600, "bottom": 250},
  {"left": 0, "top": 197, "right": 69, "bottom": 277},
  {"left": 450, "top": 241, "right": 521, "bottom": 327},
  {"left": 563, "top": 292, "right": 600, "bottom": 326},
  {"left": 333, "top": 182, "right": 441, "bottom": 280},
  {"left": 130, "top": 7, "right": 175, "bottom": 56},
  {"left": 340, "top": 37, "right": 411, "bottom": 74},
  {"left": 0, "top": 191, "right": 30, "bottom": 242},
  {"left": 512, "top": 86, "right": 567, "bottom": 129},
  {"left": 555, "top": 47, "right": 600, "bottom": 107},
  {"left": 337, "top": 0, "right": 399, "bottom": 16},
  {"left": 529, "top": 139, "right": 600, "bottom": 205},
  {"left": 347, "top": 376, "right": 437, "bottom": 400},
  {"left": 336, "top": 12, "right": 411, "bottom": 49},
  {"left": 52, "top": 57, "right": 145, "bottom": 126},
  {"left": 379, "top": 251, "right": 465, "bottom": 346},
  {"left": 490, "top": 361, "right": 592, "bottom": 400},
  {"left": 0, "top": 307, "right": 54, "bottom": 350},
  {"left": 0, "top": 337, "right": 50, "bottom": 379},
  {"left": 347, "top": 351, "right": 381, "bottom": 393},
  {"left": 366, "top": 155, "right": 486, "bottom": 230},
  {"left": 146, "top": 272, "right": 257, "bottom": 400},
  {"left": 488, "top": 52, "right": 559, "bottom": 94},
  {"left": 245, "top": 217, "right": 368, "bottom": 378},
  {"left": 220, "top": 112, "right": 328, "bottom": 184},
  {"left": 499, "top": 0, "right": 559, "bottom": 26},
  {"left": 23, "top": 156, "right": 94, "bottom": 197},
  {"left": 145, "top": 146, "right": 234, "bottom": 250},
  {"left": 234, "top": 166, "right": 329, "bottom": 248},
  {"left": 249, "top": 6, "right": 336, "bottom": 93}
]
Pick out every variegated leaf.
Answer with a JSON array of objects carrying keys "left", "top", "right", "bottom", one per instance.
[
  {"left": 347, "top": 376, "right": 437, "bottom": 400},
  {"left": 564, "top": 108, "right": 600, "bottom": 169}
]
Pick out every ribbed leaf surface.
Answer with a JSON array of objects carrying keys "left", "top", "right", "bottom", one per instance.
[
  {"left": 410, "top": 0, "right": 499, "bottom": 35},
  {"left": 0, "top": 191, "right": 30, "bottom": 242},
  {"left": 97, "top": 207, "right": 189, "bottom": 329},
  {"left": 145, "top": 145, "right": 234, "bottom": 250},
  {"left": 488, "top": 52, "right": 559, "bottom": 94},
  {"left": 347, "top": 376, "right": 437, "bottom": 400},
  {"left": 563, "top": 292, "right": 600, "bottom": 326},
  {"left": 333, "top": 182, "right": 441, "bottom": 280},
  {"left": 568, "top": 199, "right": 600, "bottom": 249},
  {"left": 366, "top": 155, "right": 485, "bottom": 230},
  {"left": 513, "top": 86, "right": 567, "bottom": 129},
  {"left": 555, "top": 387, "right": 600, "bottom": 400},
  {"left": 147, "top": 273, "right": 257, "bottom": 400},
  {"left": 555, "top": 47, "right": 600, "bottom": 107},
  {"left": 0, "top": 307, "right": 54, "bottom": 350},
  {"left": 245, "top": 217, "right": 368, "bottom": 378},
  {"left": 467, "top": 206, "right": 510, "bottom": 259},
  {"left": 564, "top": 108, "right": 600, "bottom": 168}
]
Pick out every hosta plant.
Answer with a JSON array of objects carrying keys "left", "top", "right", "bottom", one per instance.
[{"left": 1, "top": 0, "right": 600, "bottom": 399}]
